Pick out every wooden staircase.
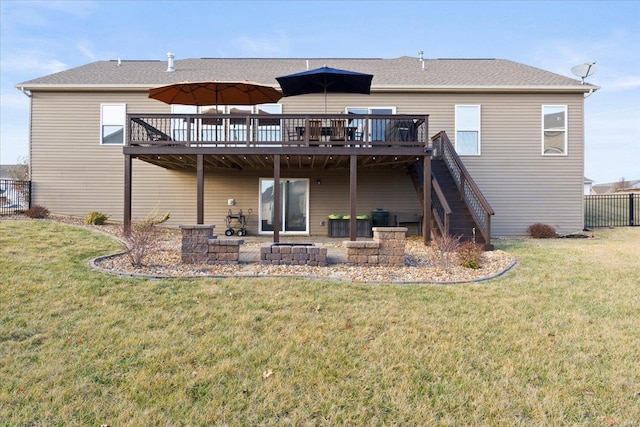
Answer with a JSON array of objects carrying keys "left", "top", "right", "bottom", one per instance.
[
  {"left": 432, "top": 159, "right": 485, "bottom": 243},
  {"left": 409, "top": 161, "right": 485, "bottom": 245},
  {"left": 408, "top": 131, "right": 494, "bottom": 249}
]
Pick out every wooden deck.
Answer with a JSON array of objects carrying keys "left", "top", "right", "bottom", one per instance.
[
  {"left": 125, "top": 113, "right": 430, "bottom": 170},
  {"left": 123, "top": 113, "right": 433, "bottom": 244}
]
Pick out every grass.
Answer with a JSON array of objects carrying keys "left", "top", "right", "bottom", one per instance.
[{"left": 1, "top": 219, "right": 639, "bottom": 426}]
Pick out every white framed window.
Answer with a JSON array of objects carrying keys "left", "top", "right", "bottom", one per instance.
[
  {"left": 100, "top": 103, "right": 126, "bottom": 145},
  {"left": 455, "top": 105, "right": 481, "bottom": 155},
  {"left": 542, "top": 105, "right": 567, "bottom": 155}
]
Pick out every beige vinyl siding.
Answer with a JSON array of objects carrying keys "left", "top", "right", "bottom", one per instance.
[
  {"left": 30, "top": 91, "right": 169, "bottom": 219},
  {"left": 444, "top": 93, "right": 585, "bottom": 235},
  {"left": 30, "top": 89, "right": 585, "bottom": 236},
  {"left": 326, "top": 91, "right": 584, "bottom": 235},
  {"left": 29, "top": 89, "right": 422, "bottom": 234}
]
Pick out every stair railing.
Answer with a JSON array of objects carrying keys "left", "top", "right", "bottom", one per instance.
[
  {"left": 431, "top": 177, "right": 452, "bottom": 236},
  {"left": 431, "top": 131, "right": 494, "bottom": 244}
]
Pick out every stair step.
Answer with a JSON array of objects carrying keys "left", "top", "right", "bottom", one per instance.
[{"left": 409, "top": 158, "right": 489, "bottom": 247}]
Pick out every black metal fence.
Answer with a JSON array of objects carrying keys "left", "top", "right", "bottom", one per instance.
[
  {"left": 584, "top": 193, "right": 639, "bottom": 228},
  {"left": 0, "top": 179, "right": 31, "bottom": 215}
]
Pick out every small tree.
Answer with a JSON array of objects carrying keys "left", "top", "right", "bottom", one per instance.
[
  {"left": 6, "top": 156, "right": 29, "bottom": 181},
  {"left": 121, "top": 212, "right": 170, "bottom": 268},
  {"left": 614, "top": 176, "right": 630, "bottom": 192},
  {"left": 429, "top": 233, "right": 462, "bottom": 270}
]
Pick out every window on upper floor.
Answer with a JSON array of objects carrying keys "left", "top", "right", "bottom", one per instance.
[
  {"left": 100, "top": 104, "right": 126, "bottom": 145},
  {"left": 455, "top": 105, "right": 481, "bottom": 155},
  {"left": 542, "top": 105, "right": 567, "bottom": 155}
]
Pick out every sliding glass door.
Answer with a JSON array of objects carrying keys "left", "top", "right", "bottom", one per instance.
[
  {"left": 259, "top": 178, "right": 309, "bottom": 234},
  {"left": 346, "top": 107, "right": 395, "bottom": 142}
]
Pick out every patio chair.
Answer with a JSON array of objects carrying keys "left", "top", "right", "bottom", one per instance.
[
  {"left": 309, "top": 120, "right": 321, "bottom": 142},
  {"left": 284, "top": 123, "right": 303, "bottom": 145},
  {"left": 329, "top": 119, "right": 346, "bottom": 142}
]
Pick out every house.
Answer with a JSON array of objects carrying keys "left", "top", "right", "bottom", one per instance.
[
  {"left": 15, "top": 55, "right": 597, "bottom": 243},
  {"left": 592, "top": 179, "right": 640, "bottom": 195},
  {"left": 1, "top": 164, "right": 30, "bottom": 213},
  {"left": 584, "top": 177, "right": 595, "bottom": 195}
]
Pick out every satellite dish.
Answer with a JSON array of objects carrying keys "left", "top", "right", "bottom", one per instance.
[{"left": 571, "top": 62, "right": 596, "bottom": 84}]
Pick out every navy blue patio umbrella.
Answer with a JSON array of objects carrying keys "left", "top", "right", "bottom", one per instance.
[{"left": 276, "top": 66, "right": 373, "bottom": 112}]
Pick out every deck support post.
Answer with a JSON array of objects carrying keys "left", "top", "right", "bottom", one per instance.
[
  {"left": 273, "top": 155, "right": 280, "bottom": 243},
  {"left": 197, "top": 154, "right": 204, "bottom": 224},
  {"left": 349, "top": 155, "right": 357, "bottom": 241},
  {"left": 423, "top": 153, "right": 432, "bottom": 245},
  {"left": 124, "top": 154, "right": 132, "bottom": 236}
]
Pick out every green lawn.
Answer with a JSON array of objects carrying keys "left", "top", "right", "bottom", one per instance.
[{"left": 1, "top": 220, "right": 639, "bottom": 426}]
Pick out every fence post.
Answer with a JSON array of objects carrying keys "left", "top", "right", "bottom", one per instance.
[{"left": 630, "top": 193, "right": 635, "bottom": 226}]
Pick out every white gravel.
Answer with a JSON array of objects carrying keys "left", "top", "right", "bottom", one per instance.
[{"left": 29, "top": 215, "right": 518, "bottom": 284}]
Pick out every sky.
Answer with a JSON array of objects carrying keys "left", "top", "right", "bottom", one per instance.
[{"left": 1, "top": 0, "right": 638, "bottom": 184}]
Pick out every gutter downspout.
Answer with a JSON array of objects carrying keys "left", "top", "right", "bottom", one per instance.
[{"left": 18, "top": 87, "right": 33, "bottom": 184}]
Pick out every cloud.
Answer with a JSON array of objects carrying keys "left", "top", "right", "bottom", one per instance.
[
  {"left": 77, "top": 40, "right": 98, "bottom": 62},
  {"left": 599, "top": 76, "right": 640, "bottom": 92},
  {"left": 0, "top": 91, "right": 30, "bottom": 110},
  {"left": 1, "top": 50, "right": 68, "bottom": 75},
  {"left": 231, "top": 31, "right": 290, "bottom": 57},
  {"left": 21, "top": 0, "right": 96, "bottom": 18}
]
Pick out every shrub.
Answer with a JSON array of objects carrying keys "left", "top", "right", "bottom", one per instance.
[
  {"left": 84, "top": 211, "right": 109, "bottom": 225},
  {"left": 429, "top": 233, "right": 462, "bottom": 270},
  {"left": 527, "top": 223, "right": 557, "bottom": 239},
  {"left": 24, "top": 205, "right": 49, "bottom": 219},
  {"left": 458, "top": 241, "right": 483, "bottom": 269},
  {"left": 122, "top": 212, "right": 170, "bottom": 268}
]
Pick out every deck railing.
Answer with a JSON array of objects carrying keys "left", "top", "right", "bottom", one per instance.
[
  {"left": 127, "top": 113, "right": 429, "bottom": 149},
  {"left": 431, "top": 131, "right": 494, "bottom": 244}
]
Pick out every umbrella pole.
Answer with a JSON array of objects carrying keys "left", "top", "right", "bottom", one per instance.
[{"left": 324, "top": 88, "right": 327, "bottom": 113}]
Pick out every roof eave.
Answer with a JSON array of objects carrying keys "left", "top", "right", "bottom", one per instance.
[
  {"left": 15, "top": 84, "right": 180, "bottom": 92},
  {"left": 375, "top": 84, "right": 599, "bottom": 94},
  {"left": 16, "top": 83, "right": 600, "bottom": 94}
]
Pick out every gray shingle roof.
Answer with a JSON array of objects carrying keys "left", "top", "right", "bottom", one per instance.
[{"left": 16, "top": 56, "right": 595, "bottom": 92}]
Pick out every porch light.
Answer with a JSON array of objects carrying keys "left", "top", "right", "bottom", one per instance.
[{"left": 317, "top": 179, "right": 321, "bottom": 185}]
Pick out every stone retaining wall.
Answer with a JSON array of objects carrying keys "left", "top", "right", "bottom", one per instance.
[
  {"left": 260, "top": 243, "right": 328, "bottom": 266},
  {"left": 180, "top": 225, "right": 215, "bottom": 264},
  {"left": 208, "top": 239, "right": 243, "bottom": 264},
  {"left": 344, "top": 227, "right": 407, "bottom": 267},
  {"left": 344, "top": 241, "right": 380, "bottom": 265},
  {"left": 180, "top": 225, "right": 243, "bottom": 264},
  {"left": 374, "top": 227, "right": 407, "bottom": 267}
]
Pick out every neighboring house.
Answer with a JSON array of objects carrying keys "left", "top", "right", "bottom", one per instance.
[
  {"left": 1, "top": 164, "right": 29, "bottom": 211},
  {"left": 15, "top": 55, "right": 597, "bottom": 239},
  {"left": 584, "top": 177, "right": 594, "bottom": 195},
  {"left": 592, "top": 180, "right": 640, "bottom": 194},
  {"left": 1, "top": 164, "right": 20, "bottom": 180}
]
